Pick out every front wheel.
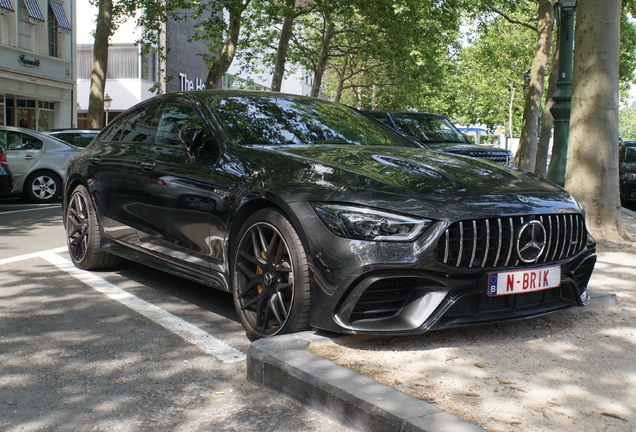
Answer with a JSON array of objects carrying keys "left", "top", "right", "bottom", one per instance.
[
  {"left": 66, "top": 184, "right": 121, "bottom": 270},
  {"left": 232, "top": 208, "right": 311, "bottom": 340}
]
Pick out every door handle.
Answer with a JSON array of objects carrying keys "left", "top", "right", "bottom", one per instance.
[
  {"left": 140, "top": 161, "right": 156, "bottom": 171},
  {"left": 89, "top": 156, "right": 102, "bottom": 165},
  {"left": 23, "top": 155, "right": 34, "bottom": 161}
]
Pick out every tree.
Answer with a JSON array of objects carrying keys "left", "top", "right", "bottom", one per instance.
[
  {"left": 87, "top": 0, "right": 113, "bottom": 129},
  {"left": 619, "top": 108, "right": 636, "bottom": 140},
  {"left": 203, "top": 0, "right": 252, "bottom": 89},
  {"left": 566, "top": 0, "right": 630, "bottom": 242},
  {"left": 513, "top": 0, "right": 553, "bottom": 172}
]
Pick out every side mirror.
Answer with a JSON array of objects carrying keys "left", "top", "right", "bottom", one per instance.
[{"left": 179, "top": 123, "right": 205, "bottom": 163}]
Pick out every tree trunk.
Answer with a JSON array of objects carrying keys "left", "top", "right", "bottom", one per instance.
[
  {"left": 271, "top": 8, "right": 297, "bottom": 92},
  {"left": 566, "top": 0, "right": 630, "bottom": 242},
  {"left": 205, "top": 2, "right": 250, "bottom": 89},
  {"left": 87, "top": 0, "right": 113, "bottom": 129},
  {"left": 514, "top": 0, "right": 553, "bottom": 171},
  {"left": 311, "top": 23, "right": 335, "bottom": 98},
  {"left": 334, "top": 57, "right": 347, "bottom": 103},
  {"left": 535, "top": 38, "right": 560, "bottom": 177}
]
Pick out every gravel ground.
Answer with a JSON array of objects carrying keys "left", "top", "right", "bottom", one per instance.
[{"left": 310, "top": 210, "right": 636, "bottom": 432}]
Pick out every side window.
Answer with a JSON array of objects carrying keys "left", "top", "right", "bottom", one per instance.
[
  {"left": 3, "top": 131, "right": 43, "bottom": 150},
  {"left": 156, "top": 102, "right": 204, "bottom": 146},
  {"left": 101, "top": 116, "right": 129, "bottom": 142},
  {"left": 119, "top": 104, "right": 161, "bottom": 142},
  {"left": 101, "top": 104, "right": 161, "bottom": 143}
]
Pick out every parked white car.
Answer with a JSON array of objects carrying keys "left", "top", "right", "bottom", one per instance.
[{"left": 0, "top": 126, "right": 82, "bottom": 203}]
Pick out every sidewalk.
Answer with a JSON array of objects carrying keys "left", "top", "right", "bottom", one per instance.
[{"left": 247, "top": 209, "right": 636, "bottom": 432}]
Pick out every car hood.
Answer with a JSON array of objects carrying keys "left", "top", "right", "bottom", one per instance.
[{"left": 245, "top": 145, "right": 578, "bottom": 220}]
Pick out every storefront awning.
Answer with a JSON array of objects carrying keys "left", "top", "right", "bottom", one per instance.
[
  {"left": 49, "top": 1, "right": 71, "bottom": 30},
  {"left": 24, "top": 0, "right": 45, "bottom": 21},
  {"left": 0, "top": 0, "right": 15, "bottom": 12}
]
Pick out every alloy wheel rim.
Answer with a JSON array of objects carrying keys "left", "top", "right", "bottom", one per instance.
[
  {"left": 235, "top": 222, "right": 294, "bottom": 337},
  {"left": 32, "top": 176, "right": 56, "bottom": 200},
  {"left": 66, "top": 192, "right": 89, "bottom": 262}
]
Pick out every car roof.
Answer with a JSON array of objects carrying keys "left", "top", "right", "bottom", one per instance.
[{"left": 47, "top": 129, "right": 100, "bottom": 133}]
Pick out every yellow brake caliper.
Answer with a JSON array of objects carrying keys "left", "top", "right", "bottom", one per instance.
[{"left": 256, "top": 251, "right": 266, "bottom": 294}]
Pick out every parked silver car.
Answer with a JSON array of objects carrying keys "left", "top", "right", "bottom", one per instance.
[{"left": 0, "top": 126, "right": 82, "bottom": 203}]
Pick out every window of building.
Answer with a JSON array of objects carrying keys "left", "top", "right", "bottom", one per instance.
[
  {"left": 141, "top": 50, "right": 159, "bottom": 82},
  {"left": 37, "top": 100, "right": 54, "bottom": 130},
  {"left": 0, "top": 94, "right": 5, "bottom": 126},
  {"left": 78, "top": 44, "right": 155, "bottom": 80},
  {"left": 0, "top": 0, "right": 15, "bottom": 45},
  {"left": 48, "top": 4, "right": 58, "bottom": 57},
  {"left": 17, "top": 0, "right": 44, "bottom": 50}
]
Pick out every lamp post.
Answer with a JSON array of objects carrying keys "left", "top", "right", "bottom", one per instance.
[
  {"left": 103, "top": 93, "right": 113, "bottom": 126},
  {"left": 523, "top": 69, "right": 531, "bottom": 97},
  {"left": 546, "top": 0, "right": 577, "bottom": 186}
]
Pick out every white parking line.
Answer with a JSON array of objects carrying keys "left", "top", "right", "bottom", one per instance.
[
  {"left": 2, "top": 248, "right": 246, "bottom": 363},
  {"left": 0, "top": 204, "right": 62, "bottom": 215},
  {"left": 0, "top": 246, "right": 67, "bottom": 266}
]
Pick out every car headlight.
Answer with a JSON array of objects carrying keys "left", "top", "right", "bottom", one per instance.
[
  {"left": 626, "top": 172, "right": 636, "bottom": 182},
  {"left": 311, "top": 203, "right": 432, "bottom": 242}
]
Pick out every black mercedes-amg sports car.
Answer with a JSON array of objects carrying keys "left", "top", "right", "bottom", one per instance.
[{"left": 63, "top": 91, "right": 596, "bottom": 340}]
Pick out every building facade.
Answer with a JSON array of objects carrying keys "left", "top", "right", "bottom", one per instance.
[
  {"left": 0, "top": 0, "right": 74, "bottom": 130},
  {"left": 75, "top": 3, "right": 309, "bottom": 126}
]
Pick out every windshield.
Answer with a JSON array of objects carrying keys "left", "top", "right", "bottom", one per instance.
[
  {"left": 624, "top": 146, "right": 636, "bottom": 163},
  {"left": 208, "top": 96, "right": 410, "bottom": 147},
  {"left": 391, "top": 115, "right": 466, "bottom": 143}
]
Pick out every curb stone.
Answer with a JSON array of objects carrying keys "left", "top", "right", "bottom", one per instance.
[{"left": 246, "top": 290, "right": 615, "bottom": 432}]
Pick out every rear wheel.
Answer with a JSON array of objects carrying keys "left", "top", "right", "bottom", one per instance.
[
  {"left": 24, "top": 171, "right": 61, "bottom": 203},
  {"left": 232, "top": 208, "right": 311, "bottom": 340},
  {"left": 66, "top": 184, "right": 121, "bottom": 270}
]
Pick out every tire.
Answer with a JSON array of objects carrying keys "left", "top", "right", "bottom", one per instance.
[
  {"left": 232, "top": 208, "right": 311, "bottom": 340},
  {"left": 24, "top": 171, "right": 62, "bottom": 204},
  {"left": 66, "top": 184, "right": 121, "bottom": 270}
]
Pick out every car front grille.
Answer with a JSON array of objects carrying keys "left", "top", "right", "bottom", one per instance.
[
  {"left": 434, "top": 213, "right": 587, "bottom": 269},
  {"left": 446, "top": 150, "right": 510, "bottom": 165}
]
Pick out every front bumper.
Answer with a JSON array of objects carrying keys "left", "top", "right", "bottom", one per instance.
[{"left": 289, "top": 202, "right": 597, "bottom": 335}]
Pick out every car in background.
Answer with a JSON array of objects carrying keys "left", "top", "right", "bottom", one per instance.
[
  {"left": 0, "top": 126, "right": 82, "bottom": 203},
  {"left": 45, "top": 129, "right": 100, "bottom": 148},
  {"left": 365, "top": 110, "right": 514, "bottom": 166},
  {"left": 0, "top": 143, "right": 14, "bottom": 193},
  {"left": 64, "top": 90, "right": 596, "bottom": 340},
  {"left": 620, "top": 141, "right": 636, "bottom": 208}
]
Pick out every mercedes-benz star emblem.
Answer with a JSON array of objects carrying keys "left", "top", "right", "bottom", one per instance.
[
  {"left": 516, "top": 220, "right": 547, "bottom": 263},
  {"left": 263, "top": 272, "right": 276, "bottom": 287}
]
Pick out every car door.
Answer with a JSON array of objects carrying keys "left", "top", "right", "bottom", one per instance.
[
  {"left": 86, "top": 104, "right": 162, "bottom": 244},
  {"left": 0, "top": 130, "right": 45, "bottom": 187},
  {"left": 134, "top": 101, "right": 219, "bottom": 269}
]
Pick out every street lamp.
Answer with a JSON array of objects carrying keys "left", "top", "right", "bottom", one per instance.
[
  {"left": 103, "top": 93, "right": 113, "bottom": 126},
  {"left": 523, "top": 69, "right": 531, "bottom": 97},
  {"left": 546, "top": 0, "right": 577, "bottom": 186}
]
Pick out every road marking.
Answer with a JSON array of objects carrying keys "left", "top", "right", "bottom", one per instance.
[
  {"left": 0, "top": 204, "right": 62, "bottom": 215},
  {"left": 0, "top": 246, "right": 67, "bottom": 266},
  {"left": 2, "top": 248, "right": 245, "bottom": 363}
]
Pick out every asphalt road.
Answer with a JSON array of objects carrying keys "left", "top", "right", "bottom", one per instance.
[{"left": 0, "top": 198, "right": 355, "bottom": 432}]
